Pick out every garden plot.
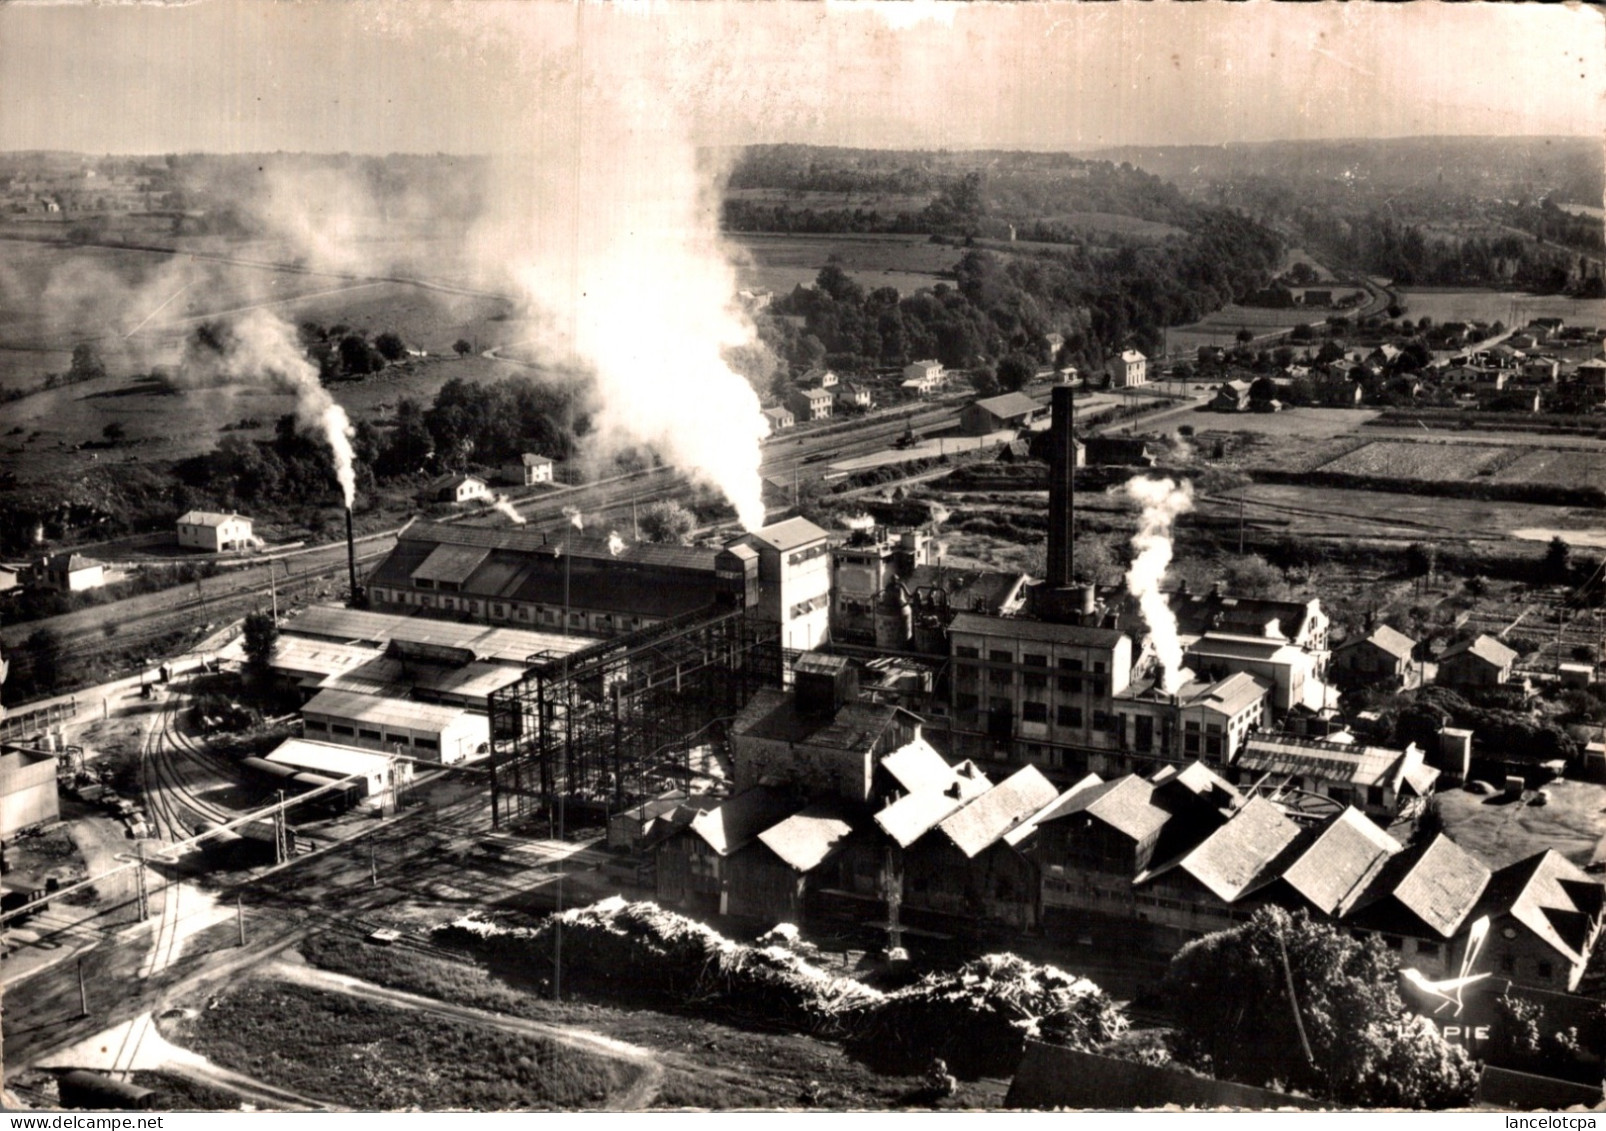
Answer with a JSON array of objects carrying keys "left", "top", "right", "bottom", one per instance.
[
  {"left": 1491, "top": 447, "right": 1606, "bottom": 488},
  {"left": 1318, "top": 441, "right": 1516, "bottom": 481}
]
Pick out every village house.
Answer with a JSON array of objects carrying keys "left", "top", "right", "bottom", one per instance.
[
  {"left": 176, "top": 510, "right": 253, "bottom": 553},
  {"left": 833, "top": 380, "right": 873, "bottom": 411},
  {"left": 901, "top": 359, "right": 944, "bottom": 395},
  {"left": 1468, "top": 850, "right": 1606, "bottom": 993},
  {"left": 32, "top": 552, "right": 107, "bottom": 592},
  {"left": 1212, "top": 380, "right": 1253, "bottom": 413},
  {"left": 786, "top": 385, "right": 834, "bottom": 423},
  {"left": 1107, "top": 349, "right": 1148, "bottom": 389},
  {"left": 497, "top": 453, "right": 554, "bottom": 487},
  {"left": 1331, "top": 623, "right": 1418, "bottom": 687},
  {"left": 761, "top": 405, "right": 794, "bottom": 433},
  {"left": 433, "top": 474, "right": 489, "bottom": 505},
  {"left": 1436, "top": 634, "right": 1518, "bottom": 688}
]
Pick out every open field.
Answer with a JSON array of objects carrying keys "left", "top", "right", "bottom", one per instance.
[
  {"left": 1395, "top": 288, "right": 1606, "bottom": 328},
  {"left": 1188, "top": 407, "right": 1381, "bottom": 440},
  {"left": 1217, "top": 482, "right": 1592, "bottom": 543},
  {"left": 726, "top": 187, "right": 933, "bottom": 214},
  {"left": 1163, "top": 303, "right": 1329, "bottom": 355},
  {"left": 729, "top": 233, "right": 956, "bottom": 296},
  {"left": 1318, "top": 440, "right": 1514, "bottom": 481},
  {"left": 163, "top": 975, "right": 645, "bottom": 1111},
  {"left": 1491, "top": 447, "right": 1606, "bottom": 487},
  {"left": 0, "top": 353, "right": 534, "bottom": 479}
]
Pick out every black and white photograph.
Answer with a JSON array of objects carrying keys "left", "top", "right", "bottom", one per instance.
[{"left": 1, "top": 0, "right": 1604, "bottom": 1116}]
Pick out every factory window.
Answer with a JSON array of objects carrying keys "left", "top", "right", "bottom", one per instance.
[
  {"left": 332, "top": 724, "right": 356, "bottom": 737},
  {"left": 1058, "top": 676, "right": 1082, "bottom": 694},
  {"left": 1134, "top": 716, "right": 1154, "bottom": 753},
  {"left": 1057, "top": 705, "right": 1083, "bottom": 728},
  {"left": 1417, "top": 941, "right": 1440, "bottom": 960},
  {"left": 955, "top": 666, "right": 978, "bottom": 688},
  {"left": 385, "top": 734, "right": 410, "bottom": 747},
  {"left": 989, "top": 669, "right": 1012, "bottom": 688},
  {"left": 1205, "top": 723, "right": 1223, "bottom": 735},
  {"left": 1059, "top": 657, "right": 1083, "bottom": 671},
  {"left": 1537, "top": 961, "right": 1554, "bottom": 981},
  {"left": 1092, "top": 710, "right": 1116, "bottom": 733},
  {"left": 1022, "top": 702, "right": 1048, "bottom": 723},
  {"left": 956, "top": 646, "right": 980, "bottom": 659},
  {"left": 491, "top": 604, "right": 504, "bottom": 618},
  {"left": 956, "top": 693, "right": 979, "bottom": 714},
  {"left": 1205, "top": 737, "right": 1222, "bottom": 758},
  {"left": 1023, "top": 653, "right": 1047, "bottom": 667},
  {"left": 1499, "top": 954, "right": 1515, "bottom": 973},
  {"left": 1023, "top": 672, "right": 1047, "bottom": 691},
  {"left": 440, "top": 581, "right": 460, "bottom": 593},
  {"left": 1093, "top": 661, "right": 1107, "bottom": 674},
  {"left": 305, "top": 720, "right": 328, "bottom": 733},
  {"left": 415, "top": 738, "right": 439, "bottom": 752},
  {"left": 1184, "top": 733, "right": 1199, "bottom": 754},
  {"left": 442, "top": 598, "right": 456, "bottom": 611},
  {"left": 989, "top": 696, "right": 1011, "bottom": 713},
  {"left": 415, "top": 578, "right": 435, "bottom": 590},
  {"left": 1368, "top": 785, "right": 1385, "bottom": 807},
  {"left": 989, "top": 649, "right": 1012, "bottom": 664},
  {"left": 359, "top": 728, "right": 382, "bottom": 741}
]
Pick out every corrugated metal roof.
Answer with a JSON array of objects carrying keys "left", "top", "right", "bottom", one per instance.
[
  {"left": 937, "top": 765, "right": 1060, "bottom": 858},
  {"left": 1238, "top": 734, "right": 1406, "bottom": 790},
  {"left": 267, "top": 738, "right": 396, "bottom": 779},
  {"left": 398, "top": 521, "right": 719, "bottom": 572},
  {"left": 743, "top": 516, "right": 829, "bottom": 554},
  {"left": 1280, "top": 807, "right": 1402, "bottom": 915},
  {"left": 1184, "top": 672, "right": 1269, "bottom": 717},
  {"left": 281, "top": 606, "right": 586, "bottom": 663},
  {"left": 301, "top": 688, "right": 469, "bottom": 731},
  {"left": 970, "top": 391, "right": 1041, "bottom": 419},
  {"left": 270, "top": 636, "right": 384, "bottom": 679},
  {"left": 948, "top": 612, "right": 1127, "bottom": 648},
  {"left": 411, "top": 543, "right": 492, "bottom": 585},
  {"left": 319, "top": 656, "right": 525, "bottom": 704},
  {"left": 757, "top": 803, "right": 857, "bottom": 872}
]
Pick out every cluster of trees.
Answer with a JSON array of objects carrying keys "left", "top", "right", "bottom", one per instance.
[
  {"left": 295, "top": 322, "right": 410, "bottom": 381},
  {"left": 1165, "top": 907, "right": 1480, "bottom": 1109},
  {"left": 763, "top": 215, "right": 1281, "bottom": 381},
  {"left": 1386, "top": 685, "right": 1577, "bottom": 766}
]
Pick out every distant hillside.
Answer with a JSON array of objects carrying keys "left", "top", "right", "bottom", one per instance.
[{"left": 1082, "top": 136, "right": 1603, "bottom": 206}]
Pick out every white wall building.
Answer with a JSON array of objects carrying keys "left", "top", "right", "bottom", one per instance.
[
  {"left": 299, "top": 687, "right": 490, "bottom": 764},
  {"left": 733, "top": 516, "right": 832, "bottom": 651},
  {"left": 176, "top": 511, "right": 253, "bottom": 552}
]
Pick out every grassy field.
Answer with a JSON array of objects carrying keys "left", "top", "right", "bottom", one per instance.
[
  {"left": 1491, "top": 447, "right": 1606, "bottom": 487},
  {"left": 1190, "top": 407, "right": 1381, "bottom": 441},
  {"left": 726, "top": 187, "right": 933, "bottom": 214},
  {"left": 165, "top": 976, "right": 644, "bottom": 1111},
  {"left": 728, "top": 233, "right": 957, "bottom": 297},
  {"left": 298, "top": 931, "right": 1006, "bottom": 1110}
]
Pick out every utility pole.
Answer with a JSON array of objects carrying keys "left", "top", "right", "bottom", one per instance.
[
  {"left": 1238, "top": 498, "right": 1245, "bottom": 556},
  {"left": 135, "top": 843, "right": 149, "bottom": 922},
  {"left": 370, "top": 842, "right": 378, "bottom": 887},
  {"left": 236, "top": 894, "right": 246, "bottom": 947},
  {"left": 275, "top": 791, "right": 288, "bottom": 864},
  {"left": 77, "top": 958, "right": 89, "bottom": 1018}
]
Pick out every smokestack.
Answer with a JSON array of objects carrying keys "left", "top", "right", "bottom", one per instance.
[
  {"left": 1047, "top": 385, "right": 1076, "bottom": 588},
  {"left": 345, "top": 506, "right": 360, "bottom": 607}
]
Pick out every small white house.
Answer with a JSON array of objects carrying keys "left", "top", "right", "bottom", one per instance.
[
  {"left": 176, "top": 511, "right": 253, "bottom": 553},
  {"left": 435, "top": 475, "right": 489, "bottom": 505},
  {"left": 902, "top": 359, "right": 944, "bottom": 394},
  {"left": 498, "top": 453, "right": 555, "bottom": 487},
  {"left": 34, "top": 553, "right": 106, "bottom": 592}
]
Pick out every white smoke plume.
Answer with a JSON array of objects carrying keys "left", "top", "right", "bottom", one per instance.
[
  {"left": 492, "top": 495, "right": 527, "bottom": 525},
  {"left": 607, "top": 531, "right": 627, "bottom": 557},
  {"left": 188, "top": 309, "right": 358, "bottom": 509},
  {"left": 1123, "top": 477, "right": 1194, "bottom": 695}
]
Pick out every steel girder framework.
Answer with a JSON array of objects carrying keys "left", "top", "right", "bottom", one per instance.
[{"left": 487, "top": 605, "right": 789, "bottom": 828}]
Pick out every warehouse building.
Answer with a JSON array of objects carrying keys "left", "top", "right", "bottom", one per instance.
[
  {"left": 265, "top": 737, "right": 412, "bottom": 810},
  {"left": 959, "top": 391, "right": 1041, "bottom": 436},
  {"left": 0, "top": 746, "right": 58, "bottom": 837},
  {"left": 299, "top": 688, "right": 489, "bottom": 764}
]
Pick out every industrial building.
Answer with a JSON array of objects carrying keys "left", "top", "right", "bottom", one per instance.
[
  {"left": 299, "top": 688, "right": 489, "bottom": 764},
  {"left": 176, "top": 511, "right": 253, "bottom": 553},
  {"left": 0, "top": 746, "right": 58, "bottom": 837},
  {"left": 265, "top": 738, "right": 413, "bottom": 810},
  {"left": 721, "top": 516, "right": 833, "bottom": 652},
  {"left": 960, "top": 391, "right": 1041, "bottom": 436}
]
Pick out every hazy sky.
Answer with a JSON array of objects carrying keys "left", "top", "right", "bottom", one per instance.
[{"left": 0, "top": 0, "right": 1601, "bottom": 154}]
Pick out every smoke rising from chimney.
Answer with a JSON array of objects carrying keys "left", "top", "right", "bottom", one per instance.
[
  {"left": 1123, "top": 476, "right": 1193, "bottom": 695},
  {"left": 607, "top": 531, "right": 627, "bottom": 557},
  {"left": 188, "top": 309, "right": 358, "bottom": 509}
]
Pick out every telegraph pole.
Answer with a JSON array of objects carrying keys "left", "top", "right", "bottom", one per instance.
[
  {"left": 236, "top": 894, "right": 246, "bottom": 947},
  {"left": 77, "top": 958, "right": 89, "bottom": 1018}
]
